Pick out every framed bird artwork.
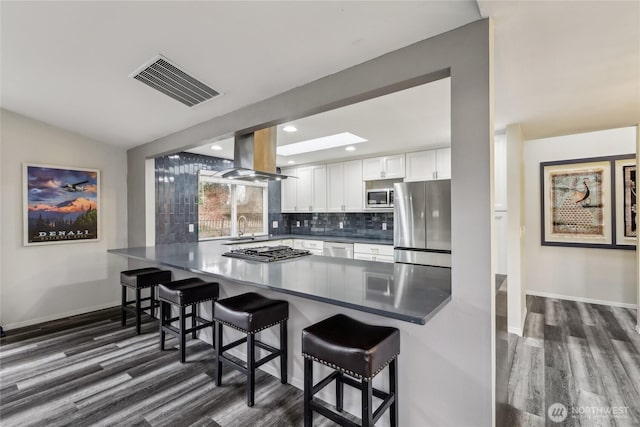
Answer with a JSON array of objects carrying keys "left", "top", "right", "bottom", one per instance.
[
  {"left": 614, "top": 156, "right": 637, "bottom": 247},
  {"left": 23, "top": 163, "right": 100, "bottom": 246},
  {"left": 540, "top": 155, "right": 636, "bottom": 250}
]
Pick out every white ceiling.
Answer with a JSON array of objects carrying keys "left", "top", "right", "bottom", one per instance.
[
  {"left": 0, "top": 1, "right": 479, "bottom": 148},
  {"left": 187, "top": 77, "right": 451, "bottom": 166},
  {"left": 479, "top": 0, "right": 640, "bottom": 139},
  {"left": 1, "top": 1, "right": 638, "bottom": 153}
]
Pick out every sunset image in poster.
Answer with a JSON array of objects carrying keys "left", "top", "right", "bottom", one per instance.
[{"left": 25, "top": 165, "right": 99, "bottom": 245}]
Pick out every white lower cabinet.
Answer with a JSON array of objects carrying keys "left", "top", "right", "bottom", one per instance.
[
  {"left": 293, "top": 239, "right": 324, "bottom": 255},
  {"left": 353, "top": 243, "right": 394, "bottom": 263}
]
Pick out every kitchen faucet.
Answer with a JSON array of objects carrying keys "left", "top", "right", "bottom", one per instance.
[{"left": 237, "top": 215, "right": 247, "bottom": 237}]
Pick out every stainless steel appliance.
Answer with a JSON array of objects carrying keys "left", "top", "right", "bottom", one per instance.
[
  {"left": 223, "top": 246, "right": 311, "bottom": 262},
  {"left": 322, "top": 242, "right": 354, "bottom": 258},
  {"left": 365, "top": 188, "right": 394, "bottom": 209},
  {"left": 393, "top": 180, "right": 451, "bottom": 267}
]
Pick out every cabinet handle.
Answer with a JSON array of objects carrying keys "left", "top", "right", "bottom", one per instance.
[
  {"left": 309, "top": 206, "right": 312, "bottom": 211},
  {"left": 372, "top": 256, "right": 377, "bottom": 261},
  {"left": 371, "top": 248, "right": 379, "bottom": 254},
  {"left": 433, "top": 171, "right": 437, "bottom": 179}
]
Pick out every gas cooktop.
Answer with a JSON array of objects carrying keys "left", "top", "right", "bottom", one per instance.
[{"left": 222, "top": 245, "right": 311, "bottom": 262}]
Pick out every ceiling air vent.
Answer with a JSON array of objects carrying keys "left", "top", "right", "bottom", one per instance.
[{"left": 130, "top": 55, "right": 220, "bottom": 107}]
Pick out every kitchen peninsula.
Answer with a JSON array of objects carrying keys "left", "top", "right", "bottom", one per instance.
[{"left": 108, "top": 239, "right": 451, "bottom": 325}]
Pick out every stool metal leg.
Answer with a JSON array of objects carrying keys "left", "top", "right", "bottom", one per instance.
[
  {"left": 192, "top": 303, "right": 198, "bottom": 339},
  {"left": 179, "top": 306, "right": 186, "bottom": 363},
  {"left": 247, "top": 333, "right": 255, "bottom": 407},
  {"left": 159, "top": 301, "right": 165, "bottom": 350},
  {"left": 390, "top": 358, "right": 398, "bottom": 427},
  {"left": 362, "top": 378, "right": 373, "bottom": 427},
  {"left": 135, "top": 288, "right": 142, "bottom": 335},
  {"left": 280, "top": 319, "right": 288, "bottom": 384},
  {"left": 121, "top": 285, "right": 127, "bottom": 327},
  {"left": 303, "top": 358, "right": 313, "bottom": 427},
  {"left": 336, "top": 372, "right": 344, "bottom": 412},
  {"left": 215, "top": 322, "right": 223, "bottom": 386}
]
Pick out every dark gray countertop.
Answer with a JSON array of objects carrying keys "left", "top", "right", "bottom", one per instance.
[
  {"left": 212, "top": 234, "right": 393, "bottom": 246},
  {"left": 108, "top": 241, "right": 450, "bottom": 324}
]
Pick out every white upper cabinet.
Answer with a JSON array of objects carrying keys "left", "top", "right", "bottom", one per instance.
[
  {"left": 281, "top": 167, "right": 297, "bottom": 212},
  {"left": 343, "top": 160, "right": 364, "bottom": 211},
  {"left": 405, "top": 148, "right": 451, "bottom": 182},
  {"left": 295, "top": 166, "right": 313, "bottom": 212},
  {"left": 311, "top": 165, "right": 327, "bottom": 212},
  {"left": 284, "top": 165, "right": 326, "bottom": 212},
  {"left": 327, "top": 160, "right": 363, "bottom": 212},
  {"left": 435, "top": 147, "right": 451, "bottom": 179},
  {"left": 362, "top": 154, "right": 405, "bottom": 180}
]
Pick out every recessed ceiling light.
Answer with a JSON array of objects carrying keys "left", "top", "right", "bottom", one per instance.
[
  {"left": 211, "top": 144, "right": 223, "bottom": 150},
  {"left": 283, "top": 125, "right": 298, "bottom": 133},
  {"left": 277, "top": 132, "right": 367, "bottom": 156},
  {"left": 287, "top": 160, "right": 295, "bottom": 164},
  {"left": 345, "top": 146, "right": 356, "bottom": 151}
]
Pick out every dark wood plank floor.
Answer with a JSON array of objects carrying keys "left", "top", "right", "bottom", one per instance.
[
  {"left": 506, "top": 296, "right": 640, "bottom": 427},
  {"left": 0, "top": 308, "right": 343, "bottom": 427},
  {"left": 4, "top": 296, "right": 639, "bottom": 426}
]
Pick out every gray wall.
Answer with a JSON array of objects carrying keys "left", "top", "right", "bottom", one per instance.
[{"left": 127, "top": 19, "right": 496, "bottom": 426}]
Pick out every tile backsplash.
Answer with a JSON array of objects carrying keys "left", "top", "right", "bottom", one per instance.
[
  {"left": 155, "top": 152, "right": 232, "bottom": 245},
  {"left": 273, "top": 212, "right": 393, "bottom": 241},
  {"left": 155, "top": 153, "right": 392, "bottom": 244}
]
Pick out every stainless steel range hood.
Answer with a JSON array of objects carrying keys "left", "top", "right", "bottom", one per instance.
[{"left": 216, "top": 127, "right": 290, "bottom": 181}]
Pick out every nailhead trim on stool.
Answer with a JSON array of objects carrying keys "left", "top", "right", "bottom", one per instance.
[
  {"left": 120, "top": 268, "right": 172, "bottom": 335},
  {"left": 302, "top": 314, "right": 400, "bottom": 427},
  {"left": 158, "top": 278, "right": 219, "bottom": 363},
  {"left": 214, "top": 293, "right": 288, "bottom": 408}
]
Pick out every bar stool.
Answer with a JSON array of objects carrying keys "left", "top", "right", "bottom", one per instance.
[
  {"left": 302, "top": 314, "right": 400, "bottom": 427},
  {"left": 214, "top": 292, "right": 288, "bottom": 407},
  {"left": 158, "top": 278, "right": 219, "bottom": 363},
  {"left": 120, "top": 267, "right": 172, "bottom": 334}
]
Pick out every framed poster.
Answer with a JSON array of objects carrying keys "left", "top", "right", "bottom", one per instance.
[
  {"left": 23, "top": 163, "right": 100, "bottom": 246},
  {"left": 614, "top": 157, "right": 636, "bottom": 246},
  {"left": 541, "top": 158, "right": 612, "bottom": 248}
]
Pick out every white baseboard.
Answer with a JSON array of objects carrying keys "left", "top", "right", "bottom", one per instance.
[
  {"left": 508, "top": 307, "right": 527, "bottom": 336},
  {"left": 3, "top": 301, "right": 120, "bottom": 330},
  {"left": 525, "top": 290, "right": 638, "bottom": 309},
  {"left": 507, "top": 326, "right": 523, "bottom": 336}
]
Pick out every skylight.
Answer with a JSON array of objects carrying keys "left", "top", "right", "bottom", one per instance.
[{"left": 277, "top": 132, "right": 367, "bottom": 156}]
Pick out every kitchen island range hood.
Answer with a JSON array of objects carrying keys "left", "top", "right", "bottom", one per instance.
[{"left": 216, "top": 127, "right": 292, "bottom": 182}]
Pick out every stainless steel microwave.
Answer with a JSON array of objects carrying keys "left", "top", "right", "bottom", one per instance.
[{"left": 366, "top": 188, "right": 394, "bottom": 209}]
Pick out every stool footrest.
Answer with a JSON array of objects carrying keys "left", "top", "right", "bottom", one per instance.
[
  {"left": 309, "top": 371, "right": 395, "bottom": 426},
  {"left": 310, "top": 401, "right": 359, "bottom": 427},
  {"left": 218, "top": 353, "right": 248, "bottom": 375},
  {"left": 255, "top": 348, "right": 282, "bottom": 369},
  {"left": 312, "top": 371, "right": 340, "bottom": 395}
]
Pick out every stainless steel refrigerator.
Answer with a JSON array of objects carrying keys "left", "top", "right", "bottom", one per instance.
[{"left": 393, "top": 180, "right": 451, "bottom": 267}]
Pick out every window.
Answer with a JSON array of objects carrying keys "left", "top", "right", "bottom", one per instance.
[{"left": 198, "top": 174, "right": 267, "bottom": 240}]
